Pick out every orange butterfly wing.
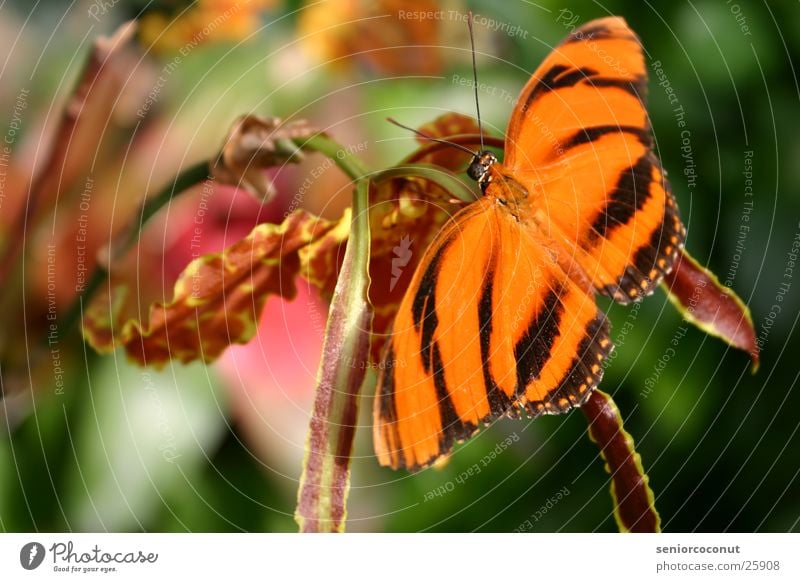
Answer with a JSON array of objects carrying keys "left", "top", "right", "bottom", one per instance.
[
  {"left": 374, "top": 192, "right": 611, "bottom": 470},
  {"left": 505, "top": 16, "right": 685, "bottom": 302},
  {"left": 374, "top": 16, "right": 684, "bottom": 470}
]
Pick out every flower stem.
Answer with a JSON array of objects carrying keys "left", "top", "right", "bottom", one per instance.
[
  {"left": 293, "top": 134, "right": 371, "bottom": 181},
  {"left": 295, "top": 175, "right": 373, "bottom": 532},
  {"left": 373, "top": 164, "right": 478, "bottom": 203}
]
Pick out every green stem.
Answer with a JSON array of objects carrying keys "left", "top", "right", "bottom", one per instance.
[
  {"left": 116, "top": 160, "right": 211, "bottom": 259},
  {"left": 295, "top": 175, "right": 373, "bottom": 532},
  {"left": 293, "top": 134, "right": 372, "bottom": 181},
  {"left": 373, "top": 164, "right": 478, "bottom": 203}
]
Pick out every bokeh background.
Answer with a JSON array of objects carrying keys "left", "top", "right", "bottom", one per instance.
[{"left": 0, "top": 0, "right": 798, "bottom": 532}]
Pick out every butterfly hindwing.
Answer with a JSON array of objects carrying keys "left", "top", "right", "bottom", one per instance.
[
  {"left": 374, "top": 196, "right": 613, "bottom": 470},
  {"left": 483, "top": 178, "right": 614, "bottom": 415},
  {"left": 505, "top": 16, "right": 685, "bottom": 303}
]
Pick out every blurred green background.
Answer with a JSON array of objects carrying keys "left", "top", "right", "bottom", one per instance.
[{"left": 0, "top": 0, "right": 798, "bottom": 532}]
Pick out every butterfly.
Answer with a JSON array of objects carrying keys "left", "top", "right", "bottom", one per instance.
[{"left": 373, "top": 16, "right": 686, "bottom": 470}]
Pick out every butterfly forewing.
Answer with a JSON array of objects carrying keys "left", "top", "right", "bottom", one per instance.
[{"left": 506, "top": 16, "right": 685, "bottom": 303}]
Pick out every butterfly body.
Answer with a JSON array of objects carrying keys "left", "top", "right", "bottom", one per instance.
[{"left": 374, "top": 16, "right": 686, "bottom": 471}]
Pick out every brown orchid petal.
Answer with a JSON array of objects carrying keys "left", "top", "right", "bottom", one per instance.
[
  {"left": 663, "top": 248, "right": 759, "bottom": 370},
  {"left": 583, "top": 389, "right": 661, "bottom": 533},
  {"left": 212, "top": 115, "right": 320, "bottom": 200},
  {"left": 365, "top": 181, "right": 455, "bottom": 360},
  {"left": 299, "top": 208, "right": 352, "bottom": 297},
  {"left": 83, "top": 210, "right": 345, "bottom": 366}
]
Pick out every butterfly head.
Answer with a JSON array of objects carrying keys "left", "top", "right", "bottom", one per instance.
[{"left": 467, "top": 151, "right": 498, "bottom": 190}]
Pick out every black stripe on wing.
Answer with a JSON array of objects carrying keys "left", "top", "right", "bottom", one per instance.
[
  {"left": 536, "top": 313, "right": 613, "bottom": 415},
  {"left": 477, "top": 253, "right": 517, "bottom": 418},
  {"left": 514, "top": 286, "right": 564, "bottom": 397},
  {"left": 561, "top": 124, "right": 652, "bottom": 154},
  {"left": 599, "top": 175, "right": 686, "bottom": 304},
  {"left": 523, "top": 64, "right": 646, "bottom": 115},
  {"left": 588, "top": 154, "right": 654, "bottom": 243}
]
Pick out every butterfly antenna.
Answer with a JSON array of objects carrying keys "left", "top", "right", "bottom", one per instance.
[
  {"left": 387, "top": 117, "right": 477, "bottom": 157},
  {"left": 467, "top": 11, "right": 485, "bottom": 153}
]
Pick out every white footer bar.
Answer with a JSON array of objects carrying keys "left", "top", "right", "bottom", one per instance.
[{"left": 1, "top": 533, "right": 797, "bottom": 580}]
